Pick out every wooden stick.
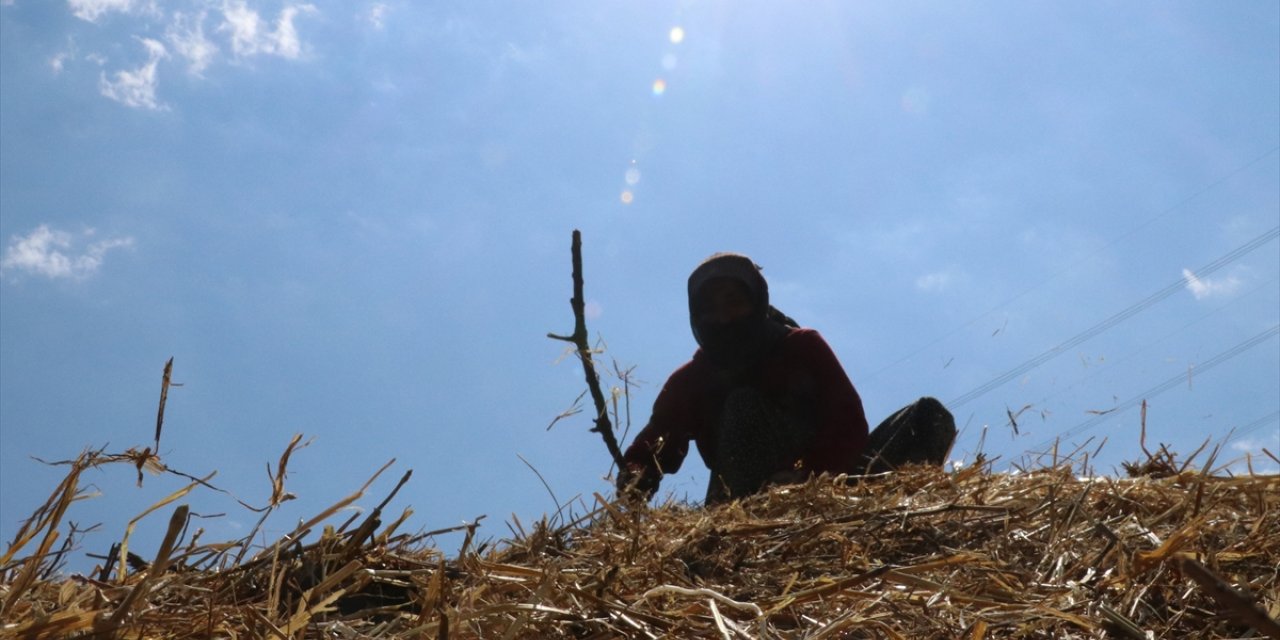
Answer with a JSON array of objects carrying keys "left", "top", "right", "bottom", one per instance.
[{"left": 548, "top": 230, "right": 625, "bottom": 468}]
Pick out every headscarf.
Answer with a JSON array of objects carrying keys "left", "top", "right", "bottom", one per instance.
[{"left": 687, "top": 253, "right": 796, "bottom": 370}]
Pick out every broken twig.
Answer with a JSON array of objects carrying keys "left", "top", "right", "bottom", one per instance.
[{"left": 547, "top": 229, "right": 624, "bottom": 468}]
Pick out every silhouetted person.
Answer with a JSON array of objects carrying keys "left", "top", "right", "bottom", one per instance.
[{"left": 618, "top": 253, "right": 956, "bottom": 504}]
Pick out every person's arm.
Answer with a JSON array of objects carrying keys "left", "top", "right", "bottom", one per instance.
[
  {"left": 618, "top": 364, "right": 696, "bottom": 498},
  {"left": 793, "top": 331, "right": 869, "bottom": 475}
]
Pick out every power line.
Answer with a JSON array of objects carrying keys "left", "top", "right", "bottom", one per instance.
[
  {"left": 863, "top": 145, "right": 1280, "bottom": 382},
  {"left": 1025, "top": 324, "right": 1280, "bottom": 453},
  {"left": 947, "top": 225, "right": 1280, "bottom": 409},
  {"left": 1224, "top": 410, "right": 1280, "bottom": 444},
  {"left": 1011, "top": 274, "right": 1278, "bottom": 418}
]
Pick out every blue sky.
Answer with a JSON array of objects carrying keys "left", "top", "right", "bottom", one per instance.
[{"left": 2, "top": 1, "right": 1277, "bottom": 570}]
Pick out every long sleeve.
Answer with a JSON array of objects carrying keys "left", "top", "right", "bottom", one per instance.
[{"left": 621, "top": 363, "right": 697, "bottom": 477}]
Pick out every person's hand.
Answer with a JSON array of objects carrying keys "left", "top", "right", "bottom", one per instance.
[{"left": 616, "top": 464, "right": 659, "bottom": 502}]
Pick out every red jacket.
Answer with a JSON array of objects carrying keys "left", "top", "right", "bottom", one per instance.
[{"left": 622, "top": 328, "right": 869, "bottom": 479}]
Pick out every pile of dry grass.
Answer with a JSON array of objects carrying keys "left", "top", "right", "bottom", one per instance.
[{"left": 3, "top": 442, "right": 1279, "bottom": 639}]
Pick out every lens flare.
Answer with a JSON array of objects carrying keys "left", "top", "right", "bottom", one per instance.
[
  {"left": 652, "top": 78, "right": 666, "bottom": 96},
  {"left": 620, "top": 190, "right": 635, "bottom": 204},
  {"left": 901, "top": 86, "right": 930, "bottom": 115},
  {"left": 669, "top": 26, "right": 685, "bottom": 44},
  {"left": 662, "top": 53, "right": 678, "bottom": 70},
  {"left": 625, "top": 167, "right": 641, "bottom": 185}
]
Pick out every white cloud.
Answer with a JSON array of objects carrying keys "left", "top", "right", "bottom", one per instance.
[
  {"left": 1228, "top": 436, "right": 1280, "bottom": 474},
  {"left": 99, "top": 37, "right": 167, "bottom": 109},
  {"left": 219, "top": 1, "right": 316, "bottom": 60},
  {"left": 367, "top": 3, "right": 390, "bottom": 30},
  {"left": 61, "top": 1, "right": 318, "bottom": 108},
  {"left": 1232, "top": 436, "right": 1279, "bottom": 454},
  {"left": 1182, "top": 268, "right": 1241, "bottom": 300},
  {"left": 68, "top": 0, "right": 134, "bottom": 22},
  {"left": 916, "top": 268, "right": 964, "bottom": 292},
  {"left": 166, "top": 11, "right": 218, "bottom": 75},
  {"left": 50, "top": 50, "right": 73, "bottom": 74},
  {"left": 1, "top": 225, "right": 134, "bottom": 280},
  {"left": 50, "top": 37, "right": 82, "bottom": 74},
  {"left": 68, "top": 0, "right": 158, "bottom": 22}
]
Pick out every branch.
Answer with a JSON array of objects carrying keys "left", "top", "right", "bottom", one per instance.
[{"left": 547, "top": 230, "right": 624, "bottom": 468}]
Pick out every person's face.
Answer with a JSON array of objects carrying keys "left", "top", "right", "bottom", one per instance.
[{"left": 694, "top": 277, "right": 754, "bottom": 326}]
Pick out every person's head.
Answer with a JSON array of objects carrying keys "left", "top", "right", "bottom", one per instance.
[
  {"left": 687, "top": 253, "right": 775, "bottom": 368},
  {"left": 692, "top": 276, "right": 754, "bottom": 326}
]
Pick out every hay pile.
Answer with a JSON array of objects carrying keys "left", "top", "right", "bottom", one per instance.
[{"left": 4, "top": 452, "right": 1280, "bottom": 639}]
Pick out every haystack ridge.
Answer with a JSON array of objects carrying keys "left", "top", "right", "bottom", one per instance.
[{"left": 3, "top": 437, "right": 1279, "bottom": 639}]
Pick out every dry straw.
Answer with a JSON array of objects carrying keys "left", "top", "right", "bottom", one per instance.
[{"left": 2, "top": 438, "right": 1278, "bottom": 639}]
